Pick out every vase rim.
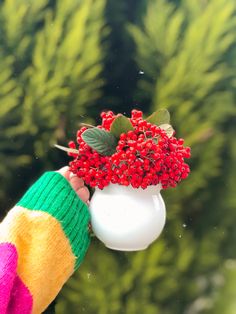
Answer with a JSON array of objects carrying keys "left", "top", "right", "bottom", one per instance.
[{"left": 95, "top": 183, "right": 162, "bottom": 194}]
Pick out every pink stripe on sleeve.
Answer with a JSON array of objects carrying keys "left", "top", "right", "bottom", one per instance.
[{"left": 0, "top": 243, "right": 33, "bottom": 314}]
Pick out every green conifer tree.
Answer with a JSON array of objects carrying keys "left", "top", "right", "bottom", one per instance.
[{"left": 0, "top": 0, "right": 106, "bottom": 214}]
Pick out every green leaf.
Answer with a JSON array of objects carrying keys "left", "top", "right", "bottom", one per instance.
[
  {"left": 82, "top": 128, "right": 118, "bottom": 155},
  {"left": 110, "top": 115, "right": 134, "bottom": 138},
  {"left": 146, "top": 109, "right": 170, "bottom": 125},
  {"left": 159, "top": 124, "right": 174, "bottom": 137}
]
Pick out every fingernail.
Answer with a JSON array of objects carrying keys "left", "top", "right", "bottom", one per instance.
[{"left": 69, "top": 172, "right": 78, "bottom": 180}]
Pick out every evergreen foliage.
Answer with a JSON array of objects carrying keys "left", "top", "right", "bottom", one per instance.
[
  {"left": 0, "top": 0, "right": 236, "bottom": 313},
  {"left": 129, "top": 0, "right": 236, "bottom": 196},
  {"left": 0, "top": 0, "right": 106, "bottom": 213}
]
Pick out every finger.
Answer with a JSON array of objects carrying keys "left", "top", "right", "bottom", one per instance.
[
  {"left": 69, "top": 172, "right": 78, "bottom": 180},
  {"left": 69, "top": 174, "right": 84, "bottom": 190},
  {"left": 76, "top": 186, "right": 90, "bottom": 203},
  {"left": 69, "top": 175, "right": 85, "bottom": 191},
  {"left": 71, "top": 179, "right": 85, "bottom": 192}
]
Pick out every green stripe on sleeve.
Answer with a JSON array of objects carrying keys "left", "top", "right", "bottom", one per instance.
[{"left": 17, "top": 172, "right": 91, "bottom": 269}]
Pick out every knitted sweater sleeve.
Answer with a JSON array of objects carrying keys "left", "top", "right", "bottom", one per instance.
[{"left": 0, "top": 172, "right": 91, "bottom": 314}]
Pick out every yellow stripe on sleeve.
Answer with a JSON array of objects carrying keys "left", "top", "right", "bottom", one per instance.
[{"left": 0, "top": 206, "right": 75, "bottom": 314}]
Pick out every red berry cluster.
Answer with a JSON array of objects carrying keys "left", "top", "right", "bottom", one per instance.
[
  {"left": 100, "top": 111, "right": 116, "bottom": 130},
  {"left": 68, "top": 110, "right": 191, "bottom": 189},
  {"left": 68, "top": 128, "right": 112, "bottom": 189}
]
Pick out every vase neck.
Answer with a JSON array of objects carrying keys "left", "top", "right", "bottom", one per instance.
[{"left": 98, "top": 183, "right": 162, "bottom": 195}]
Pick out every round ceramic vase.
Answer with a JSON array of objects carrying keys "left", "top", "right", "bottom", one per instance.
[{"left": 89, "top": 184, "right": 166, "bottom": 251}]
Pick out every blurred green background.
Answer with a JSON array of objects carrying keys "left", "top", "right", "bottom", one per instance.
[{"left": 0, "top": 0, "right": 236, "bottom": 313}]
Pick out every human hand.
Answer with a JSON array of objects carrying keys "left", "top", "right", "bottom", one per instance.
[{"left": 57, "top": 166, "right": 90, "bottom": 204}]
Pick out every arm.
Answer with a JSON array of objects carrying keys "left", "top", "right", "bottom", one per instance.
[{"left": 0, "top": 170, "right": 91, "bottom": 314}]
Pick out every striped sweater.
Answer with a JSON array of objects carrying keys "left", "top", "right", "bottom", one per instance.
[{"left": 0, "top": 172, "right": 91, "bottom": 313}]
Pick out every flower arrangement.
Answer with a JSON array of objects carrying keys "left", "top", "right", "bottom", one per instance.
[{"left": 56, "top": 109, "right": 190, "bottom": 190}]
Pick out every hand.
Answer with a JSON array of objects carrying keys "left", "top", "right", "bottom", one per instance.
[{"left": 57, "top": 166, "right": 90, "bottom": 204}]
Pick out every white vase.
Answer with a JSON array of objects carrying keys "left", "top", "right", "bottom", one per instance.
[{"left": 89, "top": 183, "right": 166, "bottom": 251}]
